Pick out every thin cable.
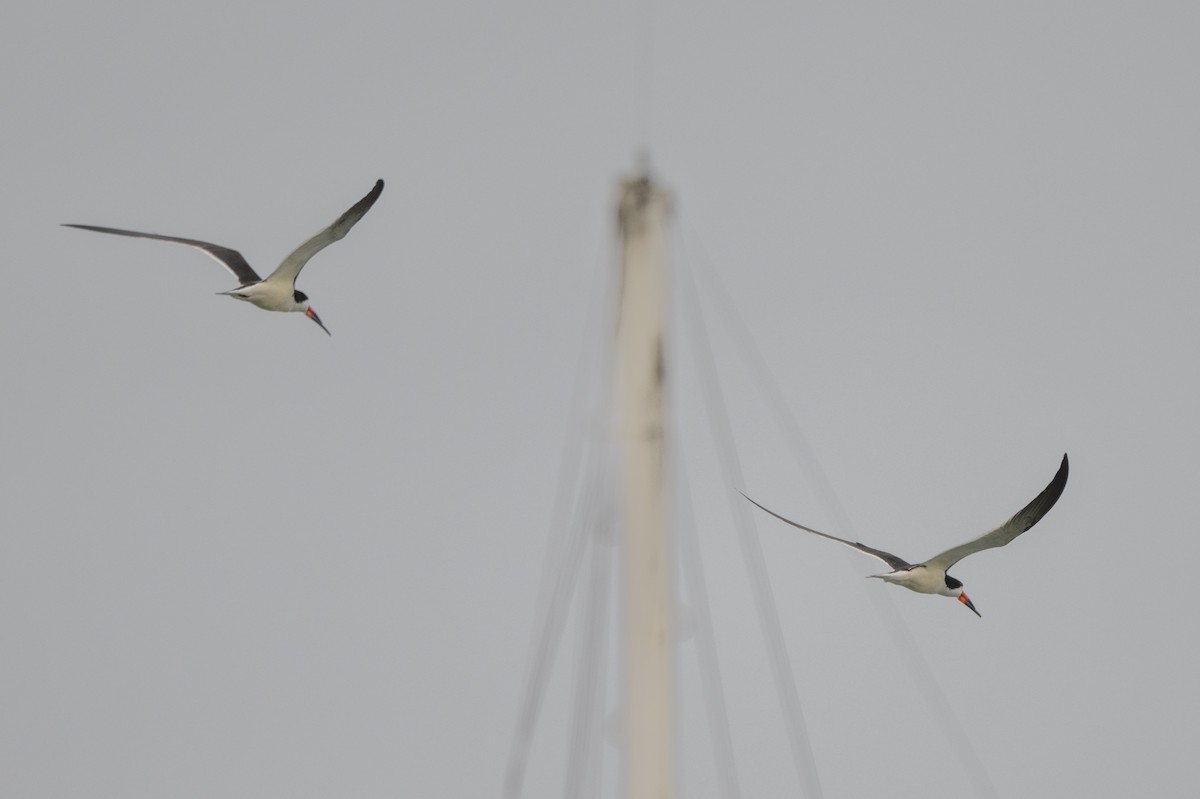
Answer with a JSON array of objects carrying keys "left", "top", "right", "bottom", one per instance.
[
  {"left": 673, "top": 234, "right": 825, "bottom": 799},
  {"left": 503, "top": 428, "right": 610, "bottom": 799},
  {"left": 503, "top": 247, "right": 619, "bottom": 799},
  {"left": 633, "top": 0, "right": 656, "bottom": 164},
  {"left": 564, "top": 469, "right": 617, "bottom": 799},
  {"left": 671, "top": 449, "right": 742, "bottom": 799},
  {"left": 685, "top": 230, "right": 1001, "bottom": 799}
]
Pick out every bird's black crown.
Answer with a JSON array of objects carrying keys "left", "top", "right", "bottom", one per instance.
[
  {"left": 944, "top": 574, "right": 963, "bottom": 590},
  {"left": 293, "top": 290, "right": 309, "bottom": 304}
]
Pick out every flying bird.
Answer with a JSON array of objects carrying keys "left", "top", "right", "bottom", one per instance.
[
  {"left": 742, "top": 454, "right": 1069, "bottom": 616},
  {"left": 64, "top": 179, "right": 384, "bottom": 335}
]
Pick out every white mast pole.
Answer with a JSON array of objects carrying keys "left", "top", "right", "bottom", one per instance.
[{"left": 615, "top": 174, "right": 673, "bottom": 799}]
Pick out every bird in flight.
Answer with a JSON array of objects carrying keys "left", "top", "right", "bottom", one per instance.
[
  {"left": 742, "top": 454, "right": 1069, "bottom": 616},
  {"left": 64, "top": 179, "right": 384, "bottom": 335}
]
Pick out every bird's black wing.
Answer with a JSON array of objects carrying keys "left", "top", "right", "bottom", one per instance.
[
  {"left": 924, "top": 454, "right": 1069, "bottom": 571},
  {"left": 741, "top": 492, "right": 912, "bottom": 571},
  {"left": 64, "top": 224, "right": 262, "bottom": 286}
]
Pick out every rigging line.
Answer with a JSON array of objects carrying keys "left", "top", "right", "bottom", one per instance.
[
  {"left": 564, "top": 469, "right": 617, "bottom": 799},
  {"left": 672, "top": 229, "right": 825, "bottom": 799},
  {"left": 502, "top": 423, "right": 607, "bottom": 799},
  {"left": 632, "top": 0, "right": 656, "bottom": 163},
  {"left": 503, "top": 249, "right": 620, "bottom": 799},
  {"left": 670, "top": 448, "right": 742, "bottom": 799},
  {"left": 582, "top": 544, "right": 614, "bottom": 799},
  {"left": 527, "top": 236, "right": 621, "bottom": 622},
  {"left": 504, "top": 428, "right": 616, "bottom": 799},
  {"left": 683, "top": 231, "right": 1001, "bottom": 799}
]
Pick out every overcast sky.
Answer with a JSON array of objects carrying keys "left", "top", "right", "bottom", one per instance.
[{"left": 2, "top": 2, "right": 1198, "bottom": 797}]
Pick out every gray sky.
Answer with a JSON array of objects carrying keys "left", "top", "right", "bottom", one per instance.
[{"left": 3, "top": 2, "right": 1198, "bottom": 797}]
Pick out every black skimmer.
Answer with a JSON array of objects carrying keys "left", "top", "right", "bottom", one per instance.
[
  {"left": 743, "top": 454, "right": 1069, "bottom": 616},
  {"left": 64, "top": 179, "right": 384, "bottom": 335}
]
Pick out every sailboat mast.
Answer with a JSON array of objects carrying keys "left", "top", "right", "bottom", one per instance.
[{"left": 615, "top": 174, "right": 673, "bottom": 799}]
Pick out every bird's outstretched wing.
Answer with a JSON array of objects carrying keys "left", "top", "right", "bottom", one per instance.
[
  {"left": 264, "top": 179, "right": 384, "bottom": 287},
  {"left": 62, "top": 224, "right": 262, "bottom": 286},
  {"left": 741, "top": 492, "right": 913, "bottom": 571},
  {"left": 923, "top": 453, "right": 1069, "bottom": 572}
]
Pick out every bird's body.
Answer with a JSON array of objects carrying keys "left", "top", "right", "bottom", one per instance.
[
  {"left": 64, "top": 179, "right": 384, "bottom": 335},
  {"left": 871, "top": 564, "right": 962, "bottom": 596},
  {"left": 743, "top": 454, "right": 1069, "bottom": 616},
  {"left": 216, "top": 280, "right": 311, "bottom": 313}
]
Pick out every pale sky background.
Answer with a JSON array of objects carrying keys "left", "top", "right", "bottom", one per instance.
[{"left": 2, "top": 2, "right": 1198, "bottom": 797}]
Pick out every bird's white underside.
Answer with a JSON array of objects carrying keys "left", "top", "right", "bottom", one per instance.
[{"left": 873, "top": 565, "right": 959, "bottom": 597}]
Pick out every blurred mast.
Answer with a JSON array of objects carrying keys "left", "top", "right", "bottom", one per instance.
[{"left": 615, "top": 173, "right": 673, "bottom": 799}]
